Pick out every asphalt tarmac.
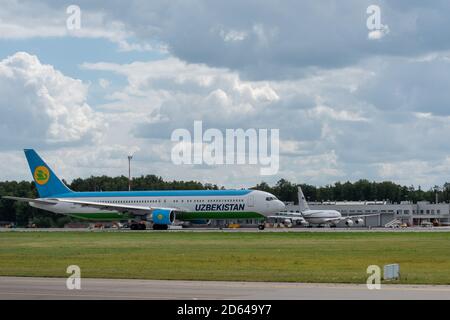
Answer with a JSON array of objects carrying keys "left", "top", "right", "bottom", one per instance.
[{"left": 1, "top": 277, "right": 449, "bottom": 300}]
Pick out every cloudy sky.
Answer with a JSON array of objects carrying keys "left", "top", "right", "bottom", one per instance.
[{"left": 1, "top": 0, "right": 449, "bottom": 189}]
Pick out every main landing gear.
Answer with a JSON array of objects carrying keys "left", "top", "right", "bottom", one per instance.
[
  {"left": 153, "top": 224, "right": 169, "bottom": 230},
  {"left": 129, "top": 222, "right": 169, "bottom": 230},
  {"left": 258, "top": 224, "right": 265, "bottom": 230},
  {"left": 130, "top": 222, "right": 146, "bottom": 230}
]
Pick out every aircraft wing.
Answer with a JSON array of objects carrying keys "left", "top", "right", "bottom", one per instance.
[
  {"left": 267, "top": 213, "right": 305, "bottom": 221},
  {"left": 2, "top": 196, "right": 182, "bottom": 216},
  {"left": 338, "top": 213, "right": 381, "bottom": 221},
  {"left": 2, "top": 196, "right": 58, "bottom": 205},
  {"left": 55, "top": 198, "right": 182, "bottom": 216}
]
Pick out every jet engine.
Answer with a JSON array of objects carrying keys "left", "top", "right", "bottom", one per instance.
[
  {"left": 355, "top": 218, "right": 364, "bottom": 225},
  {"left": 345, "top": 219, "right": 354, "bottom": 226},
  {"left": 152, "top": 209, "right": 175, "bottom": 225},
  {"left": 283, "top": 219, "right": 293, "bottom": 228}
]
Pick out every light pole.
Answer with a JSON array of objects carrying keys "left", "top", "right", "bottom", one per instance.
[
  {"left": 128, "top": 155, "right": 133, "bottom": 191},
  {"left": 434, "top": 185, "right": 440, "bottom": 204}
]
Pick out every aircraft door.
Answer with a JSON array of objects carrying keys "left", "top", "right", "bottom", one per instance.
[{"left": 247, "top": 195, "right": 255, "bottom": 207}]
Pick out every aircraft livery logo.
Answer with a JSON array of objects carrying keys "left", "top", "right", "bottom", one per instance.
[
  {"left": 157, "top": 214, "right": 163, "bottom": 221},
  {"left": 195, "top": 203, "right": 245, "bottom": 211},
  {"left": 34, "top": 166, "right": 50, "bottom": 185}
]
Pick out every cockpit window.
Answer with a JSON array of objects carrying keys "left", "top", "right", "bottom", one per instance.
[{"left": 266, "top": 196, "right": 277, "bottom": 201}]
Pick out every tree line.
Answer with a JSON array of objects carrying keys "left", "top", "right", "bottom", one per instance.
[
  {"left": 254, "top": 179, "right": 450, "bottom": 204},
  {"left": 1, "top": 175, "right": 449, "bottom": 226}
]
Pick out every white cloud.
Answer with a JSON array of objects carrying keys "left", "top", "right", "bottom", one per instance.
[
  {"left": 0, "top": 52, "right": 103, "bottom": 146},
  {"left": 0, "top": 1, "right": 163, "bottom": 53},
  {"left": 376, "top": 157, "right": 450, "bottom": 187},
  {"left": 78, "top": 56, "right": 374, "bottom": 186},
  {"left": 1, "top": 0, "right": 450, "bottom": 190},
  {"left": 218, "top": 28, "right": 248, "bottom": 42},
  {"left": 308, "top": 105, "right": 369, "bottom": 122},
  {"left": 213, "top": 23, "right": 277, "bottom": 45},
  {"left": 281, "top": 150, "right": 345, "bottom": 184},
  {"left": 0, "top": 49, "right": 449, "bottom": 189},
  {"left": 81, "top": 57, "right": 280, "bottom": 122},
  {"left": 78, "top": 54, "right": 450, "bottom": 187}
]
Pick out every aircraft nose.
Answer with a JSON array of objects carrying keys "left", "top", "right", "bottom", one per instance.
[{"left": 275, "top": 200, "right": 285, "bottom": 211}]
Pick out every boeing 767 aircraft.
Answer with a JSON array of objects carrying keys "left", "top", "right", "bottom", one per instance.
[{"left": 3, "top": 149, "right": 285, "bottom": 230}]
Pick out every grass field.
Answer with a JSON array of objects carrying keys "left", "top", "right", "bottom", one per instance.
[{"left": 1, "top": 231, "right": 450, "bottom": 284}]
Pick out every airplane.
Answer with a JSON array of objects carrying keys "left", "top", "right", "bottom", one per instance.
[
  {"left": 268, "top": 212, "right": 308, "bottom": 227},
  {"left": 269, "top": 186, "right": 380, "bottom": 227},
  {"left": 2, "top": 149, "right": 285, "bottom": 230}
]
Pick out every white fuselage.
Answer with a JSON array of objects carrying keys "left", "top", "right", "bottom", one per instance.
[
  {"left": 301, "top": 209, "right": 342, "bottom": 225},
  {"left": 30, "top": 190, "right": 285, "bottom": 221}
]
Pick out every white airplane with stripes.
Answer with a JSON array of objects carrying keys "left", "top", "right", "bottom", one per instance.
[
  {"left": 270, "top": 186, "right": 380, "bottom": 227},
  {"left": 3, "top": 149, "right": 285, "bottom": 230}
]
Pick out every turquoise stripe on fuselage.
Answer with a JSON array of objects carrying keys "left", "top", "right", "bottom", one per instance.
[{"left": 51, "top": 189, "right": 252, "bottom": 199}]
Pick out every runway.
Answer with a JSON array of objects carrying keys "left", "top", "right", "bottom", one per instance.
[{"left": 1, "top": 277, "right": 449, "bottom": 300}]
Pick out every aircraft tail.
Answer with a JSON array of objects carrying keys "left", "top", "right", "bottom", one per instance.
[
  {"left": 298, "top": 186, "right": 310, "bottom": 211},
  {"left": 24, "top": 149, "right": 73, "bottom": 198}
]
